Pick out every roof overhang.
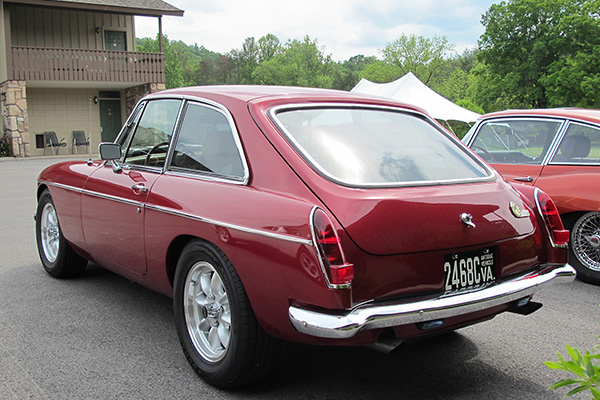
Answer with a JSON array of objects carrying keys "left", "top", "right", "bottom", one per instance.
[{"left": 4, "top": 0, "right": 184, "bottom": 17}]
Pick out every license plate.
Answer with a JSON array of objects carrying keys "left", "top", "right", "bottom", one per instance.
[{"left": 443, "top": 247, "right": 495, "bottom": 294}]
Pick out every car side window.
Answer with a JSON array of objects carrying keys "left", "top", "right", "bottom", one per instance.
[
  {"left": 471, "top": 119, "right": 562, "bottom": 164},
  {"left": 122, "top": 99, "right": 182, "bottom": 168},
  {"left": 170, "top": 102, "right": 245, "bottom": 179},
  {"left": 551, "top": 122, "right": 600, "bottom": 164}
]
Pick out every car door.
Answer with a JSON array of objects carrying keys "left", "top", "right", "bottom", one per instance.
[
  {"left": 534, "top": 120, "right": 600, "bottom": 213},
  {"left": 468, "top": 117, "right": 565, "bottom": 185},
  {"left": 81, "top": 99, "right": 183, "bottom": 275}
]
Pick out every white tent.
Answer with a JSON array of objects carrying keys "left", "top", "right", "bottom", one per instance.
[{"left": 351, "top": 72, "right": 480, "bottom": 123}]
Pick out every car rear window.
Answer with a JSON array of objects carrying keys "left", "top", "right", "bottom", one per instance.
[{"left": 272, "top": 106, "right": 491, "bottom": 187}]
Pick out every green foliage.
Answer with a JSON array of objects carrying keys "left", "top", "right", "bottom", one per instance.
[
  {"left": 252, "top": 36, "right": 334, "bottom": 88},
  {"left": 381, "top": 34, "right": 454, "bottom": 86},
  {"left": 360, "top": 60, "right": 402, "bottom": 83},
  {"left": 136, "top": 35, "right": 184, "bottom": 88},
  {"left": 478, "top": 0, "right": 600, "bottom": 109},
  {"left": 0, "top": 136, "right": 10, "bottom": 157},
  {"left": 546, "top": 342, "right": 600, "bottom": 398}
]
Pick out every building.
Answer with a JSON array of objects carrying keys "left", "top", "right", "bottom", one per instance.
[{"left": 0, "top": 0, "right": 183, "bottom": 157}]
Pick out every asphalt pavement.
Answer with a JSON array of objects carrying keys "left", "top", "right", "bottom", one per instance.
[{"left": 0, "top": 156, "right": 598, "bottom": 399}]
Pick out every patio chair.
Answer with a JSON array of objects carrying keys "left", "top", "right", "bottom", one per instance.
[
  {"left": 44, "top": 131, "right": 67, "bottom": 155},
  {"left": 72, "top": 130, "right": 90, "bottom": 154}
]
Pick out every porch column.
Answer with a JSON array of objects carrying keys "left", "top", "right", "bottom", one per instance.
[
  {"left": 124, "top": 82, "right": 166, "bottom": 115},
  {"left": 0, "top": 80, "right": 29, "bottom": 157}
]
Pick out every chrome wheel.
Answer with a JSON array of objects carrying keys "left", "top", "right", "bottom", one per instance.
[
  {"left": 40, "top": 202, "right": 60, "bottom": 263},
  {"left": 572, "top": 212, "right": 600, "bottom": 272},
  {"left": 184, "top": 261, "right": 231, "bottom": 362}
]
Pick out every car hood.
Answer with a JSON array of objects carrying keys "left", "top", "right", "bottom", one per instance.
[{"left": 322, "top": 180, "right": 535, "bottom": 255}]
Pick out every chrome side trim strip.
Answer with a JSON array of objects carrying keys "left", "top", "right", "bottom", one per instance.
[
  {"left": 39, "top": 180, "right": 312, "bottom": 246},
  {"left": 144, "top": 204, "right": 313, "bottom": 246},
  {"left": 41, "top": 180, "right": 144, "bottom": 208},
  {"left": 39, "top": 180, "right": 83, "bottom": 194},
  {"left": 289, "top": 264, "right": 576, "bottom": 339}
]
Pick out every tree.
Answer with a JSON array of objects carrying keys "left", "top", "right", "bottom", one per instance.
[
  {"left": 381, "top": 34, "right": 454, "bottom": 85},
  {"left": 478, "top": 0, "right": 600, "bottom": 109},
  {"left": 257, "top": 33, "right": 282, "bottom": 63},
  {"left": 252, "top": 36, "right": 334, "bottom": 88},
  {"left": 137, "top": 35, "right": 184, "bottom": 89},
  {"left": 360, "top": 60, "right": 402, "bottom": 83}
]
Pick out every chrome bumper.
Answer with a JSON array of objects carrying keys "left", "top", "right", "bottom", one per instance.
[{"left": 289, "top": 264, "right": 576, "bottom": 339}]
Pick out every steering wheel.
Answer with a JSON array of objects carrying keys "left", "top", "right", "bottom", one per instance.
[
  {"left": 145, "top": 141, "right": 170, "bottom": 165},
  {"left": 471, "top": 145, "right": 496, "bottom": 162}
]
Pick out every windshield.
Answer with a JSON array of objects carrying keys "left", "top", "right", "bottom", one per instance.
[{"left": 273, "top": 106, "right": 491, "bottom": 187}]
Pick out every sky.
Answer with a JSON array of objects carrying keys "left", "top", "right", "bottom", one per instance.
[{"left": 134, "top": 0, "right": 498, "bottom": 61}]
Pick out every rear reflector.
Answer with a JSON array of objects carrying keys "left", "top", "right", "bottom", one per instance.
[
  {"left": 311, "top": 208, "right": 354, "bottom": 287},
  {"left": 534, "top": 188, "right": 569, "bottom": 247}
]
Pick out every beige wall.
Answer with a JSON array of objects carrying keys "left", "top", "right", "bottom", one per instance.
[
  {"left": 10, "top": 5, "right": 135, "bottom": 51},
  {"left": 27, "top": 88, "right": 123, "bottom": 156}
]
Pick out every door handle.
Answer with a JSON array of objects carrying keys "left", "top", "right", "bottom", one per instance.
[
  {"left": 513, "top": 176, "right": 534, "bottom": 182},
  {"left": 132, "top": 184, "right": 148, "bottom": 192}
]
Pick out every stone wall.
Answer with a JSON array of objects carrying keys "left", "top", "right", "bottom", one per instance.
[
  {"left": 124, "top": 82, "right": 166, "bottom": 115},
  {"left": 1, "top": 80, "right": 29, "bottom": 157}
]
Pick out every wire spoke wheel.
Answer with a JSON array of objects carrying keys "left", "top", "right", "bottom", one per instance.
[{"left": 572, "top": 212, "right": 600, "bottom": 273}]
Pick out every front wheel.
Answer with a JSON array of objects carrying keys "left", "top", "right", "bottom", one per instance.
[
  {"left": 564, "top": 212, "right": 600, "bottom": 285},
  {"left": 35, "top": 189, "right": 87, "bottom": 278},
  {"left": 173, "top": 240, "right": 279, "bottom": 388}
]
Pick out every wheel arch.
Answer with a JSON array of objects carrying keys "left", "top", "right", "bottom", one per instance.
[
  {"left": 165, "top": 234, "right": 200, "bottom": 290},
  {"left": 37, "top": 184, "right": 49, "bottom": 200}
]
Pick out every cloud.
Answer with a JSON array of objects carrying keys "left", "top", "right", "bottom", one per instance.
[{"left": 135, "top": 0, "right": 495, "bottom": 60}]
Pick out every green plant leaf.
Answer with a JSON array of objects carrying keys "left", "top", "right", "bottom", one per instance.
[{"left": 548, "top": 378, "right": 587, "bottom": 390}]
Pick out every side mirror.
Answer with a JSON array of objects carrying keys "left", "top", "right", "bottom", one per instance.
[
  {"left": 99, "top": 142, "right": 121, "bottom": 160},
  {"left": 99, "top": 143, "right": 123, "bottom": 173}
]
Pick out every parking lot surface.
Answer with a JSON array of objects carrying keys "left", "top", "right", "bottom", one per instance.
[{"left": 0, "top": 156, "right": 598, "bottom": 399}]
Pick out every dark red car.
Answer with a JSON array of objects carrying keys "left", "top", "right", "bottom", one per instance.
[
  {"left": 463, "top": 109, "right": 600, "bottom": 284},
  {"left": 36, "top": 86, "right": 575, "bottom": 388}
]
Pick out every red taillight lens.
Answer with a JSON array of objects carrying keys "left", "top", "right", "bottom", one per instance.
[
  {"left": 311, "top": 208, "right": 354, "bottom": 286},
  {"left": 535, "top": 189, "right": 569, "bottom": 246}
]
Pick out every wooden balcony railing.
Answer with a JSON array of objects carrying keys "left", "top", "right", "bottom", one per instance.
[{"left": 9, "top": 47, "right": 165, "bottom": 84}]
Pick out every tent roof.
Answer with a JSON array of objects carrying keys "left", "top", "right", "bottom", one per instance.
[{"left": 351, "top": 72, "right": 480, "bottom": 123}]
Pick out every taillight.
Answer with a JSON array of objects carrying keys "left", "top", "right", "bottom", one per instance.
[
  {"left": 535, "top": 188, "right": 569, "bottom": 247},
  {"left": 311, "top": 208, "right": 354, "bottom": 287}
]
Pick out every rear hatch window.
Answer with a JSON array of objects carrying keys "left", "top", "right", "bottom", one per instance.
[{"left": 272, "top": 106, "right": 492, "bottom": 187}]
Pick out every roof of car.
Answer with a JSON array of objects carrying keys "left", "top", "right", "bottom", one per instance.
[
  {"left": 146, "top": 85, "right": 426, "bottom": 111},
  {"left": 480, "top": 108, "right": 600, "bottom": 123}
]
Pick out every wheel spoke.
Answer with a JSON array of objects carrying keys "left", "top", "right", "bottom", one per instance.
[
  {"left": 198, "top": 319, "right": 211, "bottom": 332},
  {"left": 208, "top": 326, "right": 221, "bottom": 350},
  {"left": 210, "top": 273, "right": 223, "bottom": 296},
  {"left": 218, "top": 323, "right": 230, "bottom": 348},
  {"left": 220, "top": 309, "right": 231, "bottom": 326},
  {"left": 200, "top": 271, "right": 212, "bottom": 297}
]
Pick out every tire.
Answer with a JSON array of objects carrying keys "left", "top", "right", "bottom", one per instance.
[
  {"left": 35, "top": 189, "right": 87, "bottom": 278},
  {"left": 173, "top": 240, "right": 279, "bottom": 388},
  {"left": 564, "top": 212, "right": 600, "bottom": 285}
]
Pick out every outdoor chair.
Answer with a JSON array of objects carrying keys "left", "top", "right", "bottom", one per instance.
[
  {"left": 44, "top": 131, "right": 67, "bottom": 155},
  {"left": 72, "top": 130, "right": 90, "bottom": 154}
]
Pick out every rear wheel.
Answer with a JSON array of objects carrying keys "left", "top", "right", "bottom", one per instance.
[
  {"left": 173, "top": 240, "right": 279, "bottom": 388},
  {"left": 35, "top": 189, "right": 87, "bottom": 278},
  {"left": 564, "top": 212, "right": 600, "bottom": 285}
]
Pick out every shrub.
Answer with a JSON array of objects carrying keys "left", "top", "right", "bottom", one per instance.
[{"left": 546, "top": 325, "right": 600, "bottom": 398}]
